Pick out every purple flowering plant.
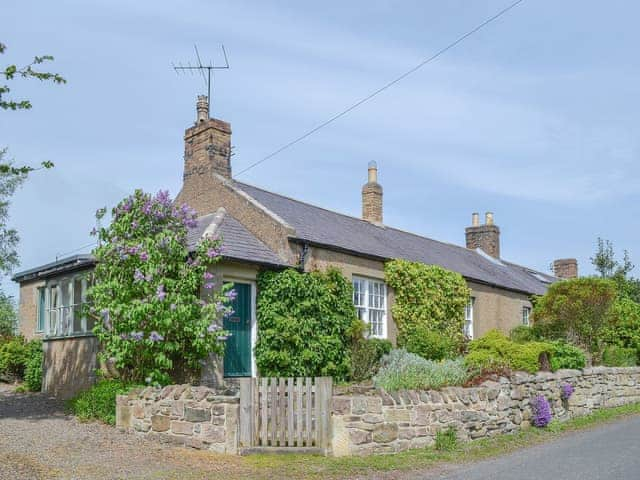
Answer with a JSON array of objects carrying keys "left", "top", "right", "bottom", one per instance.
[
  {"left": 531, "top": 395, "right": 552, "bottom": 427},
  {"left": 560, "top": 383, "right": 574, "bottom": 401},
  {"left": 89, "top": 189, "right": 231, "bottom": 385}
]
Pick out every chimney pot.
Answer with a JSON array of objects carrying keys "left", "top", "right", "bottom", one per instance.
[
  {"left": 196, "top": 95, "right": 209, "bottom": 123},
  {"left": 485, "top": 211, "right": 494, "bottom": 225},
  {"left": 362, "top": 161, "right": 383, "bottom": 224},
  {"left": 471, "top": 212, "right": 480, "bottom": 227}
]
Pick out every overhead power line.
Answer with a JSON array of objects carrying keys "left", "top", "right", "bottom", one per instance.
[{"left": 234, "top": 0, "right": 525, "bottom": 178}]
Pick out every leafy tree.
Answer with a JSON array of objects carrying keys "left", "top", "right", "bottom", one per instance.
[
  {"left": 384, "top": 259, "right": 470, "bottom": 353},
  {"left": 1, "top": 42, "right": 62, "bottom": 175},
  {"left": 532, "top": 277, "right": 618, "bottom": 360},
  {"left": 0, "top": 290, "right": 17, "bottom": 337},
  {"left": 254, "top": 268, "right": 358, "bottom": 380},
  {"left": 89, "top": 190, "right": 232, "bottom": 385},
  {"left": 590, "top": 237, "right": 640, "bottom": 302}
]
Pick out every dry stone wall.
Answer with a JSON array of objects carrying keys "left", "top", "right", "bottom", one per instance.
[
  {"left": 116, "top": 367, "right": 640, "bottom": 456},
  {"left": 330, "top": 367, "right": 640, "bottom": 456},
  {"left": 116, "top": 384, "right": 239, "bottom": 454}
]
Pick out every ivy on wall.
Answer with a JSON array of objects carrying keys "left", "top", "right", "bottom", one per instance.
[
  {"left": 254, "top": 268, "right": 358, "bottom": 381},
  {"left": 384, "top": 259, "right": 470, "bottom": 352}
]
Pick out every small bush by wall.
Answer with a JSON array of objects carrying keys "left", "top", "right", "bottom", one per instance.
[
  {"left": 68, "top": 379, "right": 140, "bottom": 425},
  {"left": 549, "top": 341, "right": 586, "bottom": 371},
  {"left": 373, "top": 349, "right": 470, "bottom": 391},
  {"left": 349, "top": 337, "right": 392, "bottom": 382},
  {"left": 384, "top": 260, "right": 470, "bottom": 353},
  {"left": 402, "top": 325, "right": 458, "bottom": 361},
  {"left": 602, "top": 345, "right": 638, "bottom": 367},
  {"left": 255, "top": 268, "right": 358, "bottom": 381},
  {"left": 23, "top": 340, "right": 43, "bottom": 391}
]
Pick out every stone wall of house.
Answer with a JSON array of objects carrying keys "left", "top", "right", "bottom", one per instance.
[
  {"left": 116, "top": 384, "right": 240, "bottom": 454},
  {"left": 330, "top": 367, "right": 640, "bottom": 456},
  {"left": 17, "top": 279, "right": 45, "bottom": 340},
  {"left": 43, "top": 336, "right": 98, "bottom": 399}
]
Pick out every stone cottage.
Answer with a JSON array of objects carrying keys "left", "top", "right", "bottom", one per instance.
[{"left": 13, "top": 96, "right": 577, "bottom": 397}]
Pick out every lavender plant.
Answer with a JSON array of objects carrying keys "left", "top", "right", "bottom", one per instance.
[
  {"left": 560, "top": 383, "right": 575, "bottom": 401},
  {"left": 531, "top": 395, "right": 552, "bottom": 427},
  {"left": 89, "top": 190, "right": 231, "bottom": 385}
]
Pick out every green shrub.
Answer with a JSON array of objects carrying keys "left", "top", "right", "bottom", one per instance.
[
  {"left": 533, "top": 277, "right": 618, "bottom": 358},
  {"left": 549, "top": 341, "right": 586, "bottom": 371},
  {"left": 23, "top": 340, "right": 43, "bottom": 391},
  {"left": 603, "top": 297, "right": 640, "bottom": 358},
  {"left": 373, "top": 349, "right": 470, "bottom": 391},
  {"left": 465, "top": 330, "right": 553, "bottom": 374},
  {"left": 510, "top": 325, "right": 538, "bottom": 343},
  {"left": 402, "top": 324, "right": 457, "bottom": 361},
  {"left": 385, "top": 260, "right": 470, "bottom": 354},
  {"left": 67, "top": 379, "right": 140, "bottom": 425},
  {"left": 349, "top": 337, "right": 392, "bottom": 382},
  {"left": 602, "top": 345, "right": 638, "bottom": 367},
  {"left": 435, "top": 426, "right": 458, "bottom": 451},
  {"left": 0, "top": 336, "right": 28, "bottom": 379},
  {"left": 255, "top": 268, "right": 358, "bottom": 381}
]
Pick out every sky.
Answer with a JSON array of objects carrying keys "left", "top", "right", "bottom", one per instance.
[{"left": 2, "top": 0, "right": 640, "bottom": 297}]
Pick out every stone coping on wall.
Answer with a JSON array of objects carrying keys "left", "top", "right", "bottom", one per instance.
[{"left": 116, "top": 384, "right": 240, "bottom": 454}]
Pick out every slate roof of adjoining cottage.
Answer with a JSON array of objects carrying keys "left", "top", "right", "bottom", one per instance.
[
  {"left": 187, "top": 211, "right": 287, "bottom": 268},
  {"left": 232, "top": 181, "right": 555, "bottom": 295}
]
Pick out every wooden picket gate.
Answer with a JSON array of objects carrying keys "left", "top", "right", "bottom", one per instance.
[{"left": 238, "top": 377, "right": 332, "bottom": 454}]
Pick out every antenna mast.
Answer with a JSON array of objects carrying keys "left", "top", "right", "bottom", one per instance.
[{"left": 172, "top": 44, "right": 230, "bottom": 113}]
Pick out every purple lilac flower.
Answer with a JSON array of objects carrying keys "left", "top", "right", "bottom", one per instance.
[
  {"left": 204, "top": 282, "right": 214, "bottom": 290},
  {"left": 142, "top": 201, "right": 152, "bottom": 215},
  {"left": 149, "top": 331, "right": 164, "bottom": 342},
  {"left": 170, "top": 303, "right": 177, "bottom": 311},
  {"left": 216, "top": 335, "right": 230, "bottom": 342},
  {"left": 156, "top": 284, "right": 166, "bottom": 301},
  {"left": 155, "top": 190, "right": 171, "bottom": 207},
  {"left": 198, "top": 299, "right": 207, "bottom": 307},
  {"left": 206, "top": 248, "right": 220, "bottom": 259},
  {"left": 139, "top": 251, "right": 149, "bottom": 261},
  {"left": 101, "top": 309, "right": 111, "bottom": 330},
  {"left": 225, "top": 289, "right": 237, "bottom": 301},
  {"left": 119, "top": 253, "right": 129, "bottom": 261},
  {"left": 90, "top": 227, "right": 98, "bottom": 236},
  {"left": 203, "top": 271, "right": 214, "bottom": 280},
  {"left": 131, "top": 221, "right": 138, "bottom": 229},
  {"left": 134, "top": 269, "right": 145, "bottom": 282},
  {"left": 207, "top": 323, "right": 220, "bottom": 333},
  {"left": 531, "top": 395, "right": 552, "bottom": 427},
  {"left": 214, "top": 301, "right": 226, "bottom": 312},
  {"left": 560, "top": 383, "right": 574, "bottom": 401},
  {"left": 130, "top": 331, "right": 144, "bottom": 341},
  {"left": 120, "top": 333, "right": 128, "bottom": 340}
]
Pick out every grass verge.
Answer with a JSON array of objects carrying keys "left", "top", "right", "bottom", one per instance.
[{"left": 233, "top": 402, "right": 640, "bottom": 480}]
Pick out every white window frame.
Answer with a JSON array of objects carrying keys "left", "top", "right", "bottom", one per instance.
[
  {"left": 464, "top": 297, "right": 475, "bottom": 339},
  {"left": 522, "top": 306, "right": 531, "bottom": 326},
  {"left": 36, "top": 287, "right": 46, "bottom": 333},
  {"left": 44, "top": 273, "right": 91, "bottom": 338},
  {"left": 352, "top": 276, "right": 387, "bottom": 339}
]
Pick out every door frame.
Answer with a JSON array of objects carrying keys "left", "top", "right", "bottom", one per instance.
[{"left": 223, "top": 277, "right": 257, "bottom": 378}]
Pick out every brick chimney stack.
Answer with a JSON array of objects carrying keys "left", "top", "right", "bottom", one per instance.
[
  {"left": 466, "top": 212, "right": 500, "bottom": 258},
  {"left": 362, "top": 161, "right": 383, "bottom": 224},
  {"left": 183, "top": 95, "right": 232, "bottom": 182},
  {"left": 553, "top": 258, "right": 578, "bottom": 279}
]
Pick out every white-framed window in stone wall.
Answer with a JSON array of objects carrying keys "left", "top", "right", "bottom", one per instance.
[
  {"left": 522, "top": 306, "right": 531, "bottom": 326},
  {"left": 36, "top": 287, "right": 46, "bottom": 333},
  {"left": 44, "top": 272, "right": 94, "bottom": 338},
  {"left": 352, "top": 276, "right": 387, "bottom": 339},
  {"left": 464, "top": 297, "right": 475, "bottom": 339}
]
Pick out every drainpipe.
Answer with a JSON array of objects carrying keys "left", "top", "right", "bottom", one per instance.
[{"left": 298, "top": 243, "right": 310, "bottom": 272}]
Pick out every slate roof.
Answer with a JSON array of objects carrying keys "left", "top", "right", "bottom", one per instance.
[
  {"left": 12, "top": 254, "right": 96, "bottom": 283},
  {"left": 233, "top": 181, "right": 554, "bottom": 295},
  {"left": 188, "top": 211, "right": 287, "bottom": 267}
]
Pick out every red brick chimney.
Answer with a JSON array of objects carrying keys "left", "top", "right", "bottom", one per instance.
[
  {"left": 466, "top": 212, "right": 500, "bottom": 258},
  {"left": 553, "top": 258, "right": 578, "bottom": 279}
]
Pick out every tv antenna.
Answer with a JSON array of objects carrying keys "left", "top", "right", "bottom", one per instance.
[{"left": 172, "top": 44, "right": 230, "bottom": 108}]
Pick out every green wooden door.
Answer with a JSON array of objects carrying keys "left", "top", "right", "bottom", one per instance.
[{"left": 223, "top": 282, "right": 252, "bottom": 377}]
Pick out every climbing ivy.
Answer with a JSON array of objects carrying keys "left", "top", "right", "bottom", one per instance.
[
  {"left": 254, "top": 268, "right": 358, "bottom": 381},
  {"left": 384, "top": 259, "right": 470, "bottom": 353}
]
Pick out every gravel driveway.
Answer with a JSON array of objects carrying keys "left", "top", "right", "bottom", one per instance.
[{"left": 0, "top": 384, "right": 248, "bottom": 480}]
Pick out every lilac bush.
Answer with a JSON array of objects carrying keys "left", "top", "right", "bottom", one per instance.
[
  {"left": 560, "top": 382, "right": 574, "bottom": 400},
  {"left": 89, "top": 189, "right": 232, "bottom": 385},
  {"left": 531, "top": 395, "right": 552, "bottom": 427}
]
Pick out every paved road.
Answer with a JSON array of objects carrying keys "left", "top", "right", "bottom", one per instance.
[{"left": 428, "top": 415, "right": 640, "bottom": 480}]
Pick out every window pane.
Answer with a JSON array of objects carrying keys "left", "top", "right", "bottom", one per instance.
[{"left": 37, "top": 289, "right": 45, "bottom": 332}]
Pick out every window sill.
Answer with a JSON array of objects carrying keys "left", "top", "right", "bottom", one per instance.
[{"left": 43, "top": 333, "right": 96, "bottom": 341}]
